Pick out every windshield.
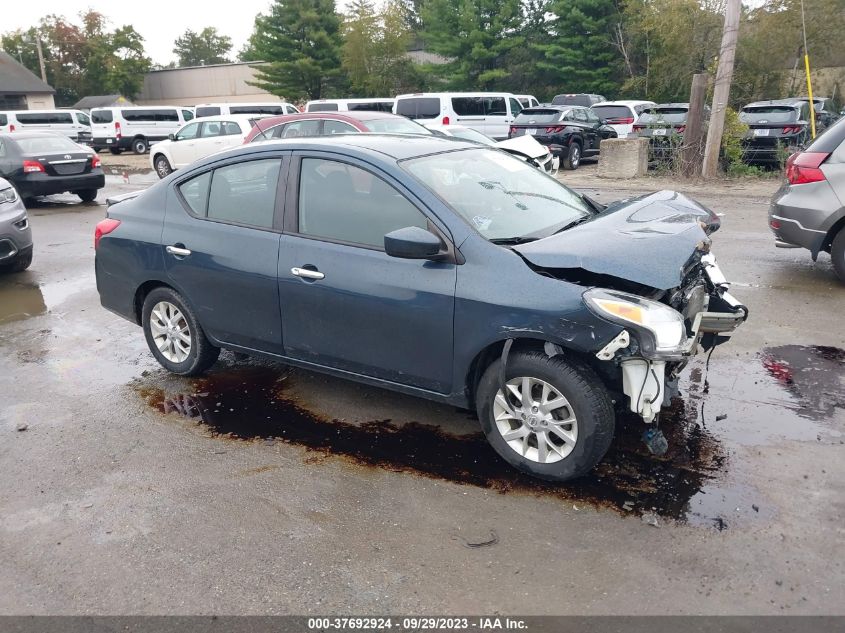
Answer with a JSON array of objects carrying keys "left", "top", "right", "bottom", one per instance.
[
  {"left": 638, "top": 108, "right": 688, "bottom": 123},
  {"left": 740, "top": 106, "right": 798, "bottom": 123},
  {"left": 403, "top": 148, "right": 590, "bottom": 241},
  {"left": 592, "top": 105, "right": 633, "bottom": 120},
  {"left": 367, "top": 118, "right": 431, "bottom": 135},
  {"left": 15, "top": 136, "right": 87, "bottom": 153},
  {"left": 445, "top": 127, "right": 495, "bottom": 145}
]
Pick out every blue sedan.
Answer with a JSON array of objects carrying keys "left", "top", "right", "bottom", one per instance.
[{"left": 95, "top": 135, "right": 746, "bottom": 481}]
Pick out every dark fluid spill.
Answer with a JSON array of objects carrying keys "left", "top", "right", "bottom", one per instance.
[{"left": 135, "top": 363, "right": 741, "bottom": 527}]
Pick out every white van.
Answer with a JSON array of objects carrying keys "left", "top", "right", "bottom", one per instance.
[
  {"left": 0, "top": 109, "right": 92, "bottom": 143},
  {"left": 515, "top": 95, "right": 541, "bottom": 109},
  {"left": 194, "top": 102, "right": 300, "bottom": 118},
  {"left": 394, "top": 92, "right": 524, "bottom": 140},
  {"left": 90, "top": 106, "right": 195, "bottom": 154},
  {"left": 305, "top": 98, "right": 395, "bottom": 113}
]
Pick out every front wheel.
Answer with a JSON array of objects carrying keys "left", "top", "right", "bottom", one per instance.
[
  {"left": 142, "top": 287, "right": 220, "bottom": 376},
  {"left": 562, "top": 143, "right": 581, "bottom": 170},
  {"left": 476, "top": 351, "right": 615, "bottom": 481},
  {"left": 153, "top": 154, "right": 173, "bottom": 178}
]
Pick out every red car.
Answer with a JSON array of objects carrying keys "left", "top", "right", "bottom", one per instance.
[{"left": 243, "top": 111, "right": 432, "bottom": 143}]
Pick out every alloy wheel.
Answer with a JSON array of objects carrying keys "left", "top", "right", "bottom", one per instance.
[
  {"left": 149, "top": 301, "right": 192, "bottom": 363},
  {"left": 492, "top": 376, "right": 578, "bottom": 464}
]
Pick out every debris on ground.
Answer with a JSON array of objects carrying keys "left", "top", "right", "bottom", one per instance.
[
  {"left": 641, "top": 513, "right": 660, "bottom": 528},
  {"left": 452, "top": 530, "right": 499, "bottom": 548},
  {"left": 716, "top": 414, "right": 728, "bottom": 421},
  {"left": 16, "top": 423, "right": 28, "bottom": 432}
]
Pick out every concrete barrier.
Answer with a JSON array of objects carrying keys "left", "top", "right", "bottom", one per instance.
[{"left": 597, "top": 137, "right": 649, "bottom": 179}]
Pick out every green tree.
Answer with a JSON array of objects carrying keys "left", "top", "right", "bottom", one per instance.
[
  {"left": 420, "top": 0, "right": 524, "bottom": 89},
  {"left": 535, "top": 0, "right": 621, "bottom": 97},
  {"left": 342, "top": 0, "right": 379, "bottom": 94},
  {"left": 370, "top": 0, "right": 424, "bottom": 94},
  {"left": 173, "top": 27, "right": 233, "bottom": 67},
  {"left": 246, "top": 0, "right": 343, "bottom": 100}
]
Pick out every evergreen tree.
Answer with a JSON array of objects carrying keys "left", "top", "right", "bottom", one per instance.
[
  {"left": 247, "top": 0, "right": 343, "bottom": 100},
  {"left": 535, "top": 0, "right": 621, "bottom": 97},
  {"left": 173, "top": 27, "right": 233, "bottom": 67},
  {"left": 342, "top": 0, "right": 379, "bottom": 95}
]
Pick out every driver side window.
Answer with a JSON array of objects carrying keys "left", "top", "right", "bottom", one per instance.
[
  {"left": 297, "top": 158, "right": 427, "bottom": 249},
  {"left": 176, "top": 122, "right": 200, "bottom": 141}
]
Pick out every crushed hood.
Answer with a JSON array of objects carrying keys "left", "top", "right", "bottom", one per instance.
[
  {"left": 513, "top": 190, "right": 720, "bottom": 290},
  {"left": 495, "top": 135, "right": 549, "bottom": 159}
]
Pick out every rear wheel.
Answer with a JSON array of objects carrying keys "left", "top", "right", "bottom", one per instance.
[
  {"left": 132, "top": 137, "right": 148, "bottom": 154},
  {"left": 563, "top": 142, "right": 581, "bottom": 170},
  {"left": 142, "top": 287, "right": 219, "bottom": 376},
  {"left": 475, "top": 351, "right": 615, "bottom": 481},
  {"left": 76, "top": 189, "right": 98, "bottom": 203},
  {"left": 153, "top": 154, "right": 173, "bottom": 178},
  {"left": 831, "top": 229, "right": 845, "bottom": 283}
]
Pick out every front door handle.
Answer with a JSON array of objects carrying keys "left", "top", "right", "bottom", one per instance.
[
  {"left": 166, "top": 245, "right": 192, "bottom": 257},
  {"left": 291, "top": 267, "right": 324, "bottom": 280}
]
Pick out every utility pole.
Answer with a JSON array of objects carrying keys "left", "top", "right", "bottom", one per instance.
[
  {"left": 34, "top": 35, "right": 47, "bottom": 84},
  {"left": 702, "top": 0, "right": 742, "bottom": 178},
  {"left": 682, "top": 73, "right": 708, "bottom": 177}
]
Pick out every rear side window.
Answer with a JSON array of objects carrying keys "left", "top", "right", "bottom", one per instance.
[
  {"left": 207, "top": 159, "right": 280, "bottom": 228},
  {"left": 0, "top": 114, "right": 6, "bottom": 126},
  {"left": 122, "top": 109, "right": 154, "bottom": 122},
  {"left": 298, "top": 158, "right": 427, "bottom": 248},
  {"left": 739, "top": 106, "right": 798, "bottom": 124},
  {"left": 451, "top": 97, "right": 507, "bottom": 117},
  {"left": 277, "top": 120, "right": 321, "bottom": 138},
  {"left": 15, "top": 112, "right": 72, "bottom": 124},
  {"left": 201, "top": 121, "right": 222, "bottom": 137},
  {"left": 221, "top": 121, "right": 241, "bottom": 135},
  {"left": 156, "top": 110, "right": 179, "bottom": 122},
  {"left": 639, "top": 108, "right": 689, "bottom": 123},
  {"left": 92, "top": 110, "right": 113, "bottom": 123},
  {"left": 196, "top": 106, "right": 221, "bottom": 118},
  {"left": 396, "top": 98, "right": 440, "bottom": 119},
  {"left": 308, "top": 103, "right": 339, "bottom": 112},
  {"left": 591, "top": 105, "right": 633, "bottom": 120},
  {"left": 323, "top": 120, "right": 358, "bottom": 135},
  {"left": 178, "top": 171, "right": 211, "bottom": 215},
  {"left": 230, "top": 105, "right": 284, "bottom": 115},
  {"left": 348, "top": 102, "right": 393, "bottom": 112}
]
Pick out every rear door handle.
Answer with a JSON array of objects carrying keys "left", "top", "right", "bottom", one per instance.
[
  {"left": 166, "top": 245, "right": 192, "bottom": 257},
  {"left": 291, "top": 267, "right": 324, "bottom": 280}
]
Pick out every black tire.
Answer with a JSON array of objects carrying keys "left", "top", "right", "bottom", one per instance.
[
  {"left": 476, "top": 350, "right": 615, "bottom": 482},
  {"left": 109, "top": 148, "right": 123, "bottom": 155},
  {"left": 562, "top": 142, "right": 582, "bottom": 170},
  {"left": 142, "top": 287, "right": 219, "bottom": 376},
  {"left": 0, "top": 247, "right": 33, "bottom": 273},
  {"left": 76, "top": 189, "right": 98, "bottom": 203},
  {"left": 831, "top": 229, "right": 845, "bottom": 283},
  {"left": 132, "top": 137, "right": 148, "bottom": 154},
  {"left": 153, "top": 154, "right": 173, "bottom": 179}
]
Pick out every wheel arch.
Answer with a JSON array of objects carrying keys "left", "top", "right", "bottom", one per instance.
[
  {"left": 133, "top": 279, "right": 177, "bottom": 325},
  {"left": 817, "top": 213, "right": 845, "bottom": 256}
]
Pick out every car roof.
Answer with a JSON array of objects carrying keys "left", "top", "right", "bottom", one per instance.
[
  {"left": 191, "top": 113, "right": 271, "bottom": 122},
  {"left": 395, "top": 92, "right": 516, "bottom": 98},
  {"left": 744, "top": 99, "right": 805, "bottom": 108},
  {"left": 647, "top": 103, "right": 690, "bottom": 109},
  {"left": 522, "top": 105, "right": 579, "bottom": 112},
  {"left": 251, "top": 111, "right": 411, "bottom": 130},
  {"left": 592, "top": 100, "right": 655, "bottom": 107}
]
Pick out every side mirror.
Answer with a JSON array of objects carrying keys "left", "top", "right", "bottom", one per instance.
[
  {"left": 169, "top": 133, "right": 177, "bottom": 141},
  {"left": 384, "top": 226, "right": 442, "bottom": 259}
]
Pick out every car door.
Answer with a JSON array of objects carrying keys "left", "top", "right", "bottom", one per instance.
[
  {"left": 276, "top": 153, "right": 457, "bottom": 393},
  {"left": 575, "top": 108, "right": 599, "bottom": 155},
  {"left": 168, "top": 122, "right": 202, "bottom": 168},
  {"left": 220, "top": 120, "right": 248, "bottom": 149},
  {"left": 193, "top": 120, "right": 226, "bottom": 161},
  {"left": 161, "top": 155, "right": 286, "bottom": 353}
]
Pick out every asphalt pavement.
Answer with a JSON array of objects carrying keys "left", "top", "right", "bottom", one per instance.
[{"left": 0, "top": 166, "right": 842, "bottom": 615}]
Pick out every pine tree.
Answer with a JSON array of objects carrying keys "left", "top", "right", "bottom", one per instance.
[
  {"left": 248, "top": 0, "right": 343, "bottom": 100},
  {"left": 342, "top": 0, "right": 379, "bottom": 95}
]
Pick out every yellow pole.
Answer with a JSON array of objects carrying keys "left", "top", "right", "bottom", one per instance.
[{"left": 804, "top": 53, "right": 816, "bottom": 139}]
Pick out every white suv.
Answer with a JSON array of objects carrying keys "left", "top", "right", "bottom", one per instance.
[
  {"left": 149, "top": 114, "right": 268, "bottom": 178},
  {"left": 394, "top": 92, "right": 525, "bottom": 140},
  {"left": 590, "top": 100, "right": 656, "bottom": 138}
]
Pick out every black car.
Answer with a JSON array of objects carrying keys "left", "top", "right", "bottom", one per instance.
[
  {"left": 95, "top": 135, "right": 746, "bottom": 482},
  {"left": 0, "top": 132, "right": 105, "bottom": 203},
  {"left": 551, "top": 94, "right": 606, "bottom": 107},
  {"left": 508, "top": 106, "right": 617, "bottom": 170},
  {"left": 739, "top": 99, "right": 813, "bottom": 164}
]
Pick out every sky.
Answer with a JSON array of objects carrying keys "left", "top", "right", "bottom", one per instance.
[{"left": 4, "top": 0, "right": 278, "bottom": 66}]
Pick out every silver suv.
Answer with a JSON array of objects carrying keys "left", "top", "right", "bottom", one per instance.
[
  {"left": 769, "top": 116, "right": 845, "bottom": 281},
  {"left": 0, "top": 177, "right": 33, "bottom": 272}
]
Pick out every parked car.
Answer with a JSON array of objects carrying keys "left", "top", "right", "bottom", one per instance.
[
  {"left": 514, "top": 95, "right": 541, "bottom": 109},
  {"left": 394, "top": 92, "right": 525, "bottom": 140},
  {"left": 590, "top": 100, "right": 656, "bottom": 138},
  {"left": 769, "top": 115, "right": 845, "bottom": 281},
  {"left": 94, "top": 135, "right": 746, "bottom": 481},
  {"left": 305, "top": 98, "right": 395, "bottom": 113},
  {"left": 508, "top": 105, "right": 617, "bottom": 170},
  {"left": 0, "top": 109, "right": 92, "bottom": 144},
  {"left": 150, "top": 115, "right": 270, "bottom": 178},
  {"left": 805, "top": 97, "right": 839, "bottom": 130},
  {"left": 739, "top": 99, "right": 812, "bottom": 164},
  {"left": 194, "top": 102, "right": 299, "bottom": 118},
  {"left": 426, "top": 124, "right": 558, "bottom": 173},
  {"left": 0, "top": 175, "right": 33, "bottom": 272},
  {"left": 633, "top": 103, "right": 705, "bottom": 160},
  {"left": 90, "top": 106, "right": 195, "bottom": 154},
  {"left": 243, "top": 111, "right": 432, "bottom": 143},
  {"left": 0, "top": 132, "right": 104, "bottom": 203},
  {"left": 551, "top": 94, "right": 606, "bottom": 107}
]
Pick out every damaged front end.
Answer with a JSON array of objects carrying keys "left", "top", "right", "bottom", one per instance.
[{"left": 584, "top": 253, "right": 747, "bottom": 425}]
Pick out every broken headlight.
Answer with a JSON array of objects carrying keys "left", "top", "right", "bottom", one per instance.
[
  {"left": 0, "top": 187, "right": 17, "bottom": 204},
  {"left": 584, "top": 288, "right": 687, "bottom": 356}
]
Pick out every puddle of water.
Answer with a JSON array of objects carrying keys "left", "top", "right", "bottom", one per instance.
[
  {"left": 761, "top": 345, "right": 845, "bottom": 421},
  {"left": 0, "top": 279, "right": 47, "bottom": 323}
]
